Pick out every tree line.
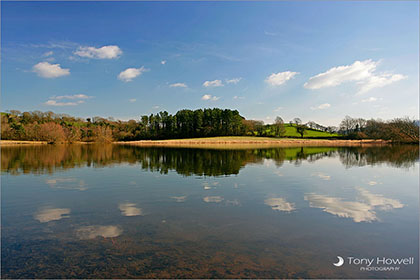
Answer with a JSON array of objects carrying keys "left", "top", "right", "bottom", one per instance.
[
  {"left": 1, "top": 109, "right": 252, "bottom": 143},
  {"left": 339, "top": 115, "right": 419, "bottom": 143},
  {"left": 1, "top": 109, "right": 417, "bottom": 143}
]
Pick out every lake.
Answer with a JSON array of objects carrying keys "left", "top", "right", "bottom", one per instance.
[{"left": 1, "top": 144, "right": 419, "bottom": 279}]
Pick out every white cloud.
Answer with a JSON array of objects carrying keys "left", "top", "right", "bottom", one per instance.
[
  {"left": 361, "top": 97, "right": 382, "bottom": 103},
  {"left": 201, "top": 94, "right": 219, "bottom": 101},
  {"left": 233, "top": 95, "right": 244, "bottom": 100},
  {"left": 264, "top": 197, "right": 295, "bottom": 212},
  {"left": 310, "top": 103, "right": 331, "bottom": 110},
  {"left": 304, "top": 59, "right": 406, "bottom": 94},
  {"left": 43, "top": 51, "right": 54, "bottom": 57},
  {"left": 358, "top": 73, "right": 406, "bottom": 94},
  {"left": 129, "top": 98, "right": 137, "bottom": 103},
  {"left": 273, "top": 106, "right": 283, "bottom": 112},
  {"left": 203, "top": 79, "right": 223, "bottom": 87},
  {"left": 118, "top": 66, "right": 148, "bottom": 82},
  {"left": 169, "top": 82, "right": 188, "bottom": 88},
  {"left": 45, "top": 94, "right": 91, "bottom": 106},
  {"left": 161, "top": 60, "right": 167, "bottom": 65},
  {"left": 74, "top": 45, "right": 122, "bottom": 59},
  {"left": 45, "top": 100, "right": 83, "bottom": 106},
  {"left": 54, "top": 94, "right": 91, "bottom": 100},
  {"left": 226, "top": 77, "right": 242, "bottom": 84},
  {"left": 119, "top": 203, "right": 143, "bottom": 216},
  {"left": 32, "top": 62, "right": 70, "bottom": 78},
  {"left": 35, "top": 208, "right": 70, "bottom": 223},
  {"left": 265, "top": 71, "right": 298, "bottom": 86}
]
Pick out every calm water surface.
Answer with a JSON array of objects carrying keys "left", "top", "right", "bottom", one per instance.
[{"left": 1, "top": 144, "right": 419, "bottom": 279}]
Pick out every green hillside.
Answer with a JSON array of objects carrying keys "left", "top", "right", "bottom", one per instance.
[{"left": 264, "top": 123, "right": 340, "bottom": 138}]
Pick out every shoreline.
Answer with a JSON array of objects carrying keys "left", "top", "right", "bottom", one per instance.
[
  {"left": 0, "top": 140, "right": 49, "bottom": 146},
  {"left": 113, "top": 137, "right": 392, "bottom": 148},
  {"left": 0, "top": 138, "right": 393, "bottom": 148}
]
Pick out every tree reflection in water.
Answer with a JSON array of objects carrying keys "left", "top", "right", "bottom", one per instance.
[{"left": 2, "top": 144, "right": 418, "bottom": 176}]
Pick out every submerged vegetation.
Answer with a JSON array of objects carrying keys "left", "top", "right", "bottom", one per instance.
[{"left": 1, "top": 109, "right": 417, "bottom": 143}]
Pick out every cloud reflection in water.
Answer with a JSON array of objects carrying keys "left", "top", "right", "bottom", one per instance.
[
  {"left": 119, "top": 203, "right": 143, "bottom": 216},
  {"left": 76, "top": 225, "right": 123, "bottom": 239},
  {"left": 305, "top": 187, "right": 404, "bottom": 222},
  {"left": 35, "top": 207, "right": 70, "bottom": 223},
  {"left": 265, "top": 198, "right": 296, "bottom": 212}
]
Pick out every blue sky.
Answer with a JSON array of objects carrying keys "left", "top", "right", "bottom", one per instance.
[{"left": 2, "top": 1, "right": 418, "bottom": 126}]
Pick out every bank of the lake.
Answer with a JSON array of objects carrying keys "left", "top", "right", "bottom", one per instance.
[
  {"left": 0, "top": 140, "right": 49, "bottom": 146},
  {"left": 0, "top": 137, "right": 393, "bottom": 147},
  {"left": 114, "top": 136, "right": 391, "bottom": 148}
]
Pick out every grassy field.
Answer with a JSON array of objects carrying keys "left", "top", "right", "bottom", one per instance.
[{"left": 274, "top": 124, "right": 340, "bottom": 138}]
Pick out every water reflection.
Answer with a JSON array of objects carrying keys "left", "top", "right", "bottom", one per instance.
[
  {"left": 119, "top": 203, "right": 143, "bottom": 216},
  {"left": 171, "top": 196, "right": 187, "bottom": 202},
  {"left": 46, "top": 178, "right": 87, "bottom": 191},
  {"left": 34, "top": 207, "right": 70, "bottom": 223},
  {"left": 311, "top": 172, "right": 331, "bottom": 180},
  {"left": 2, "top": 144, "right": 418, "bottom": 279},
  {"left": 305, "top": 188, "right": 404, "bottom": 223},
  {"left": 2, "top": 144, "right": 418, "bottom": 176},
  {"left": 203, "top": 196, "right": 224, "bottom": 203},
  {"left": 264, "top": 197, "right": 296, "bottom": 212},
  {"left": 76, "top": 225, "right": 123, "bottom": 239}
]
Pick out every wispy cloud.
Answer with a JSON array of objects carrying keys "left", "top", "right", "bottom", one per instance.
[
  {"left": 310, "top": 103, "right": 331, "bottom": 110},
  {"left": 304, "top": 59, "right": 406, "bottom": 94},
  {"left": 226, "top": 77, "right": 242, "bottom": 84},
  {"left": 161, "top": 60, "right": 167, "bottom": 65},
  {"left": 45, "top": 94, "right": 91, "bottom": 106},
  {"left": 169, "top": 82, "right": 188, "bottom": 88},
  {"left": 118, "top": 66, "right": 148, "bottom": 82},
  {"left": 129, "top": 98, "right": 137, "bottom": 103},
  {"left": 45, "top": 100, "right": 84, "bottom": 106},
  {"left": 42, "top": 51, "right": 54, "bottom": 57},
  {"left": 202, "top": 94, "right": 219, "bottom": 101},
  {"left": 203, "top": 79, "right": 223, "bottom": 87},
  {"left": 74, "top": 45, "right": 122, "bottom": 59},
  {"left": 265, "top": 71, "right": 298, "bottom": 86},
  {"left": 361, "top": 97, "right": 382, "bottom": 103},
  {"left": 264, "top": 31, "right": 278, "bottom": 36},
  {"left": 32, "top": 62, "right": 70, "bottom": 78},
  {"left": 53, "top": 94, "right": 91, "bottom": 100}
]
